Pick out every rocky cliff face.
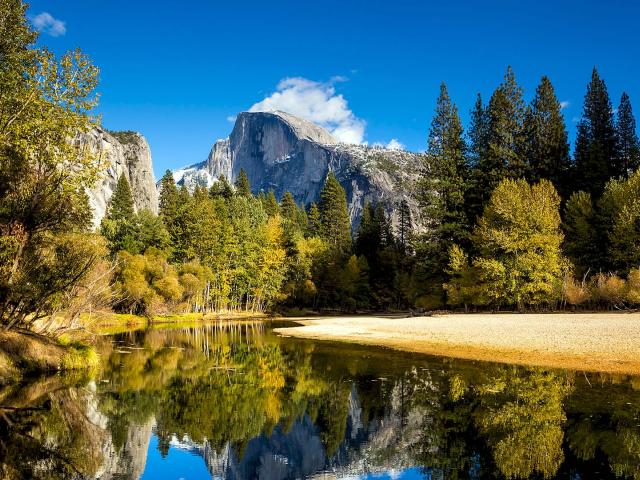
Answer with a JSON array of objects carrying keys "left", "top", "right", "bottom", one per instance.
[
  {"left": 82, "top": 127, "right": 159, "bottom": 229},
  {"left": 173, "top": 111, "right": 422, "bottom": 230}
]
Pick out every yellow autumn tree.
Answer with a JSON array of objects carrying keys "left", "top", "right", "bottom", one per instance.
[{"left": 446, "top": 179, "right": 569, "bottom": 310}]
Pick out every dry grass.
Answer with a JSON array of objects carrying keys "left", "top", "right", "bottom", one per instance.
[
  {"left": 0, "top": 330, "right": 99, "bottom": 381},
  {"left": 275, "top": 313, "right": 640, "bottom": 375}
]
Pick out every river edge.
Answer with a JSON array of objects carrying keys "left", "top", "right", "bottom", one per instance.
[
  {"left": 274, "top": 313, "right": 640, "bottom": 375},
  {"left": 0, "top": 330, "right": 99, "bottom": 384},
  {"left": 0, "top": 311, "right": 270, "bottom": 382}
]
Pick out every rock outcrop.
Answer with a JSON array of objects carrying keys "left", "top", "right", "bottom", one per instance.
[
  {"left": 172, "top": 111, "right": 422, "bottom": 231},
  {"left": 82, "top": 128, "right": 158, "bottom": 229}
]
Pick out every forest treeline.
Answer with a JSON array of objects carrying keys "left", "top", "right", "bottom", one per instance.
[
  {"left": 104, "top": 65, "right": 640, "bottom": 315},
  {"left": 2, "top": 0, "right": 640, "bottom": 335}
]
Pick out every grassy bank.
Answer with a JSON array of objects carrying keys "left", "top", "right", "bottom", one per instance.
[
  {"left": 275, "top": 313, "right": 640, "bottom": 375},
  {"left": 0, "top": 330, "right": 99, "bottom": 383}
]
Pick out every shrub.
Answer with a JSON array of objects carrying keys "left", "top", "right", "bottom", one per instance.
[
  {"left": 563, "top": 276, "right": 591, "bottom": 306},
  {"left": 625, "top": 268, "right": 640, "bottom": 305},
  {"left": 592, "top": 273, "right": 627, "bottom": 308}
]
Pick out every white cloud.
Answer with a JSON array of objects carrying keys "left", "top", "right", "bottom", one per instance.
[
  {"left": 31, "top": 12, "right": 66, "bottom": 37},
  {"left": 560, "top": 101, "right": 570, "bottom": 110},
  {"left": 249, "top": 77, "right": 366, "bottom": 144},
  {"left": 386, "top": 138, "right": 404, "bottom": 150},
  {"left": 372, "top": 138, "right": 405, "bottom": 150},
  {"left": 226, "top": 115, "right": 236, "bottom": 123}
]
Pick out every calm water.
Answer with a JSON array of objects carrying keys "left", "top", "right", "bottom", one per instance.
[{"left": 1, "top": 320, "right": 640, "bottom": 479}]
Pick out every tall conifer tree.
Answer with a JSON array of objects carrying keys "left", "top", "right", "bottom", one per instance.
[
  {"left": 307, "top": 202, "right": 321, "bottom": 236},
  {"left": 574, "top": 68, "right": 619, "bottom": 196},
  {"left": 106, "top": 174, "right": 135, "bottom": 222},
  {"left": 523, "top": 76, "right": 571, "bottom": 196},
  {"left": 415, "top": 83, "right": 468, "bottom": 304},
  {"left": 616, "top": 92, "right": 640, "bottom": 175},
  {"left": 485, "top": 66, "right": 527, "bottom": 180},
  {"left": 265, "top": 190, "right": 280, "bottom": 217},
  {"left": 209, "top": 174, "right": 234, "bottom": 199},
  {"left": 397, "top": 199, "right": 412, "bottom": 253},
  {"left": 234, "top": 168, "right": 251, "bottom": 197},
  {"left": 280, "top": 191, "right": 298, "bottom": 222},
  {"left": 420, "top": 82, "right": 468, "bottom": 249},
  {"left": 467, "top": 68, "right": 527, "bottom": 221},
  {"left": 465, "top": 93, "right": 489, "bottom": 222},
  {"left": 319, "top": 172, "right": 351, "bottom": 252}
]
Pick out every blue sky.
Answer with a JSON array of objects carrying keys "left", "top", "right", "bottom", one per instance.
[{"left": 26, "top": 0, "right": 640, "bottom": 178}]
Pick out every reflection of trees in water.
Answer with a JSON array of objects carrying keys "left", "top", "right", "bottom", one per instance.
[
  {"left": 564, "top": 375, "right": 640, "bottom": 479},
  {"left": 473, "top": 367, "right": 572, "bottom": 478},
  {"left": 3, "top": 324, "right": 640, "bottom": 479},
  {"left": 417, "top": 363, "right": 640, "bottom": 480},
  {"left": 0, "top": 378, "right": 109, "bottom": 479}
]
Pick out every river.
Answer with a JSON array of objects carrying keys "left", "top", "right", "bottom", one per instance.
[{"left": 0, "top": 320, "right": 639, "bottom": 479}]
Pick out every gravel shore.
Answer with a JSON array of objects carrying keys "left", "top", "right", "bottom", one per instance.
[{"left": 275, "top": 313, "right": 640, "bottom": 374}]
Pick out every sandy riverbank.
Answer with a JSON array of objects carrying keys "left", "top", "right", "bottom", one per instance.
[{"left": 274, "top": 313, "right": 640, "bottom": 375}]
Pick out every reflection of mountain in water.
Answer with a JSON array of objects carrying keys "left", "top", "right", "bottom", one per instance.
[
  {"left": 3, "top": 323, "right": 640, "bottom": 480},
  {"left": 162, "top": 372, "right": 437, "bottom": 480}
]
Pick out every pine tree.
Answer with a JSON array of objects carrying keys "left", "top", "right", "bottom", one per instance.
[
  {"left": 465, "top": 93, "right": 490, "bottom": 222},
  {"left": 523, "top": 76, "right": 571, "bottom": 197},
  {"left": 467, "top": 68, "right": 527, "bottom": 222},
  {"left": 307, "top": 202, "right": 321, "bottom": 236},
  {"left": 574, "top": 68, "right": 619, "bottom": 197},
  {"left": 563, "top": 191, "right": 598, "bottom": 275},
  {"left": 616, "top": 92, "right": 640, "bottom": 175},
  {"left": 106, "top": 174, "right": 135, "bottom": 221},
  {"left": 234, "top": 168, "right": 251, "bottom": 197},
  {"left": 355, "top": 201, "right": 376, "bottom": 257},
  {"left": 373, "top": 203, "right": 394, "bottom": 247},
  {"left": 416, "top": 82, "right": 469, "bottom": 304},
  {"left": 484, "top": 66, "right": 528, "bottom": 181},
  {"left": 158, "top": 170, "right": 179, "bottom": 221},
  {"left": 280, "top": 191, "right": 298, "bottom": 223},
  {"left": 420, "top": 82, "right": 468, "bottom": 248},
  {"left": 297, "top": 202, "right": 309, "bottom": 231},
  {"left": 178, "top": 184, "right": 190, "bottom": 204},
  {"left": 467, "top": 93, "right": 489, "bottom": 168},
  {"left": 319, "top": 172, "right": 351, "bottom": 252},
  {"left": 397, "top": 199, "right": 412, "bottom": 253},
  {"left": 210, "top": 174, "right": 233, "bottom": 199},
  {"left": 265, "top": 190, "right": 280, "bottom": 217}
]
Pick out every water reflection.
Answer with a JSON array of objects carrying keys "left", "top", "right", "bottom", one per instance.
[{"left": 1, "top": 321, "right": 639, "bottom": 479}]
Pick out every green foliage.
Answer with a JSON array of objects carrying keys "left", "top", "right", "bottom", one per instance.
[
  {"left": 616, "top": 92, "right": 640, "bottom": 175},
  {"left": 563, "top": 191, "right": 598, "bottom": 275},
  {"left": 113, "top": 248, "right": 213, "bottom": 316},
  {"left": 0, "top": 1, "right": 102, "bottom": 330},
  {"left": 523, "top": 76, "right": 571, "bottom": 197},
  {"left": 102, "top": 182, "right": 171, "bottom": 257},
  {"left": 574, "top": 68, "right": 620, "bottom": 197},
  {"left": 598, "top": 170, "right": 640, "bottom": 273},
  {"left": 307, "top": 202, "right": 321, "bottom": 237},
  {"left": 264, "top": 189, "right": 280, "bottom": 217},
  {"left": 446, "top": 179, "right": 568, "bottom": 309},
  {"left": 466, "top": 68, "right": 527, "bottom": 222},
  {"left": 109, "top": 130, "right": 139, "bottom": 145},
  {"left": 475, "top": 367, "right": 572, "bottom": 478},
  {"left": 319, "top": 172, "right": 352, "bottom": 253},
  {"left": 159, "top": 170, "right": 179, "bottom": 219},
  {"left": 280, "top": 191, "right": 298, "bottom": 223},
  {"left": 396, "top": 199, "right": 412, "bottom": 253},
  {"left": 234, "top": 168, "right": 251, "bottom": 197},
  {"left": 416, "top": 82, "right": 469, "bottom": 303},
  {"left": 209, "top": 175, "right": 234, "bottom": 200}
]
